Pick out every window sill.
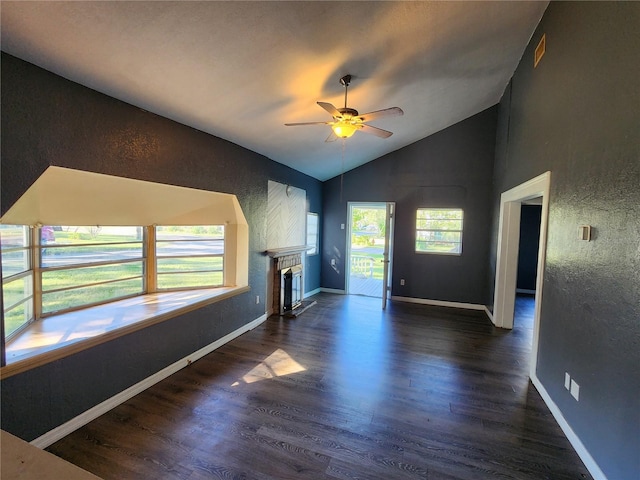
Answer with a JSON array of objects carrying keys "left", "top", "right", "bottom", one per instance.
[{"left": 1, "top": 286, "right": 249, "bottom": 379}]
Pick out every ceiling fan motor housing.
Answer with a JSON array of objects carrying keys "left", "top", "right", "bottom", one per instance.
[
  {"left": 338, "top": 107, "right": 359, "bottom": 119},
  {"left": 339, "top": 74, "right": 352, "bottom": 87}
]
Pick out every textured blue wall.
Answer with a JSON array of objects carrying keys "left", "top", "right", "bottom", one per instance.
[
  {"left": 0, "top": 53, "right": 322, "bottom": 440},
  {"left": 322, "top": 107, "right": 497, "bottom": 305},
  {"left": 491, "top": 3, "right": 640, "bottom": 478}
]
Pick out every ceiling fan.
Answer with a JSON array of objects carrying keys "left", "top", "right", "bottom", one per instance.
[{"left": 285, "top": 74, "right": 404, "bottom": 141}]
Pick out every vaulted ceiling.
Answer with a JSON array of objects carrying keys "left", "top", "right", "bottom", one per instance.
[{"left": 0, "top": 1, "right": 547, "bottom": 181}]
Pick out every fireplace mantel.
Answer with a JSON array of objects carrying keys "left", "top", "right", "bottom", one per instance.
[{"left": 266, "top": 246, "right": 309, "bottom": 258}]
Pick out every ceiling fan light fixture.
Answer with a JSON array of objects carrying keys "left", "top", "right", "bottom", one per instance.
[
  {"left": 332, "top": 122, "right": 358, "bottom": 138},
  {"left": 285, "top": 74, "right": 402, "bottom": 140}
]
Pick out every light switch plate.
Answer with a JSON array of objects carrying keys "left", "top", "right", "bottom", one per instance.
[
  {"left": 570, "top": 379, "right": 580, "bottom": 401},
  {"left": 578, "top": 225, "right": 591, "bottom": 241}
]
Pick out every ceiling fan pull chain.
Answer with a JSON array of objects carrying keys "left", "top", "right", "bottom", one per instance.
[{"left": 340, "top": 138, "right": 346, "bottom": 204}]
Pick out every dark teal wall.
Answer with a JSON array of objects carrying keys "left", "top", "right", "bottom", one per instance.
[
  {"left": 492, "top": 3, "right": 640, "bottom": 479},
  {"left": 0, "top": 53, "right": 322, "bottom": 440},
  {"left": 322, "top": 107, "right": 497, "bottom": 305}
]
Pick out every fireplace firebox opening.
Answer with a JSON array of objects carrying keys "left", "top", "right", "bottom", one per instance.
[{"left": 281, "top": 265, "right": 303, "bottom": 314}]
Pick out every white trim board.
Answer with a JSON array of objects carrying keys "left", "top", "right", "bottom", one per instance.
[
  {"left": 531, "top": 374, "right": 607, "bottom": 480},
  {"left": 516, "top": 288, "right": 536, "bottom": 295},
  {"left": 391, "top": 296, "right": 488, "bottom": 312},
  {"left": 31, "top": 313, "right": 268, "bottom": 449},
  {"left": 320, "top": 288, "right": 346, "bottom": 295},
  {"left": 305, "top": 287, "right": 322, "bottom": 297},
  {"left": 484, "top": 306, "right": 494, "bottom": 323},
  {"left": 492, "top": 171, "right": 550, "bottom": 382}
]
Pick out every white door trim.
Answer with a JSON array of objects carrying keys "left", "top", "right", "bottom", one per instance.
[
  {"left": 346, "top": 202, "right": 392, "bottom": 300},
  {"left": 381, "top": 202, "right": 395, "bottom": 309},
  {"left": 492, "top": 171, "right": 551, "bottom": 377}
]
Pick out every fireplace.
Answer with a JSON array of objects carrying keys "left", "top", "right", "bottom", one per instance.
[
  {"left": 281, "top": 265, "right": 303, "bottom": 313},
  {"left": 266, "top": 247, "right": 308, "bottom": 316}
]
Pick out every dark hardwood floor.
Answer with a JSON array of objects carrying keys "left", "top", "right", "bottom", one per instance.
[{"left": 47, "top": 293, "right": 592, "bottom": 479}]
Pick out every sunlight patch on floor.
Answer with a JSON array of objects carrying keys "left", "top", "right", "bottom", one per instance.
[{"left": 232, "top": 348, "right": 306, "bottom": 386}]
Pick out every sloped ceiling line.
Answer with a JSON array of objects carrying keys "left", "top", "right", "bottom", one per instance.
[{"left": 0, "top": 1, "right": 548, "bottom": 180}]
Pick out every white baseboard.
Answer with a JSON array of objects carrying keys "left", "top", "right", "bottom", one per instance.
[
  {"left": 484, "top": 306, "right": 494, "bottom": 323},
  {"left": 305, "top": 287, "right": 322, "bottom": 297},
  {"left": 530, "top": 374, "right": 607, "bottom": 480},
  {"left": 31, "top": 313, "right": 268, "bottom": 449},
  {"left": 391, "top": 295, "right": 487, "bottom": 312},
  {"left": 321, "top": 288, "right": 345, "bottom": 294},
  {"left": 516, "top": 288, "right": 536, "bottom": 295}
]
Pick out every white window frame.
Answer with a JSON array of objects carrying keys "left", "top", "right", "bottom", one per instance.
[
  {"left": 306, "top": 213, "right": 319, "bottom": 256},
  {"left": 155, "top": 225, "right": 225, "bottom": 291},
  {"left": 1, "top": 225, "right": 34, "bottom": 340},
  {"left": 2, "top": 224, "right": 227, "bottom": 342},
  {"left": 415, "top": 208, "right": 464, "bottom": 255},
  {"left": 38, "top": 226, "right": 146, "bottom": 316}
]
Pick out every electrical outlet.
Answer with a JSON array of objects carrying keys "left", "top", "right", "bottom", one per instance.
[
  {"left": 570, "top": 379, "right": 580, "bottom": 401},
  {"left": 400, "top": 279, "right": 405, "bottom": 286},
  {"left": 256, "top": 295, "right": 260, "bottom": 304},
  {"left": 564, "top": 372, "right": 571, "bottom": 390}
]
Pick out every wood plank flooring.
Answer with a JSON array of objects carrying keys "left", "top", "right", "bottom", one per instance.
[{"left": 47, "top": 293, "right": 592, "bottom": 479}]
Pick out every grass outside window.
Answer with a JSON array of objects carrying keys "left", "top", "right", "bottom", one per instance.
[
  {"left": 155, "top": 226, "right": 224, "bottom": 291},
  {"left": 2, "top": 224, "right": 227, "bottom": 344},
  {"left": 416, "top": 208, "right": 464, "bottom": 255},
  {"left": 1, "top": 225, "right": 33, "bottom": 338}
]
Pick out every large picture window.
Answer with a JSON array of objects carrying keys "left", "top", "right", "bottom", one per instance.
[
  {"left": 416, "top": 208, "right": 464, "bottom": 255},
  {"left": 155, "top": 226, "right": 224, "bottom": 290},
  {"left": 1, "top": 224, "right": 226, "bottom": 343},
  {"left": 0, "top": 167, "right": 248, "bottom": 352},
  {"left": 40, "top": 226, "right": 145, "bottom": 315}
]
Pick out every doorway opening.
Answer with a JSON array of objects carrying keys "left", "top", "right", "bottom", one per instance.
[
  {"left": 514, "top": 200, "right": 542, "bottom": 342},
  {"left": 493, "top": 172, "right": 550, "bottom": 377},
  {"left": 346, "top": 202, "right": 394, "bottom": 308}
]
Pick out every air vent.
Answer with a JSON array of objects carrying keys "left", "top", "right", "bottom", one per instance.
[{"left": 534, "top": 34, "right": 546, "bottom": 68}]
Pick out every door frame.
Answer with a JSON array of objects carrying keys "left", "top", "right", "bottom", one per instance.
[
  {"left": 381, "top": 202, "right": 395, "bottom": 309},
  {"left": 493, "top": 171, "right": 550, "bottom": 377},
  {"left": 346, "top": 202, "right": 394, "bottom": 301}
]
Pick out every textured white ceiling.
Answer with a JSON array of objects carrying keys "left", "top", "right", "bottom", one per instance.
[{"left": 0, "top": 1, "right": 547, "bottom": 181}]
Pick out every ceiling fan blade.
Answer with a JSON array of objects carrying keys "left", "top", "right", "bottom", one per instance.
[
  {"left": 325, "top": 131, "right": 339, "bottom": 143},
  {"left": 360, "top": 124, "right": 393, "bottom": 138},
  {"left": 317, "top": 101, "right": 342, "bottom": 118},
  {"left": 284, "top": 121, "right": 332, "bottom": 126},
  {"left": 358, "top": 107, "right": 404, "bottom": 122}
]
